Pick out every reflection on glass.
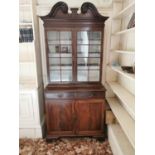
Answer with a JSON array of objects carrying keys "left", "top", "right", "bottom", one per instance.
[
  {"left": 47, "top": 31, "right": 59, "bottom": 40},
  {"left": 88, "top": 58, "right": 100, "bottom": 66},
  {"left": 49, "top": 58, "right": 60, "bottom": 65},
  {"left": 61, "top": 66, "right": 72, "bottom": 70},
  {"left": 50, "top": 70, "right": 60, "bottom": 82},
  {"left": 47, "top": 31, "right": 59, "bottom": 44},
  {"left": 48, "top": 53, "right": 60, "bottom": 58},
  {"left": 60, "top": 31, "right": 72, "bottom": 44},
  {"left": 48, "top": 45, "right": 59, "bottom": 53},
  {"left": 78, "top": 66, "right": 88, "bottom": 70},
  {"left": 89, "top": 32, "right": 101, "bottom": 44},
  {"left": 89, "top": 66, "right": 99, "bottom": 70},
  {"left": 61, "top": 53, "right": 72, "bottom": 58},
  {"left": 48, "top": 40, "right": 59, "bottom": 44},
  {"left": 61, "top": 70, "right": 72, "bottom": 81},
  {"left": 89, "top": 45, "right": 101, "bottom": 53},
  {"left": 61, "top": 45, "right": 72, "bottom": 53},
  {"left": 47, "top": 31, "right": 73, "bottom": 82},
  {"left": 77, "top": 31, "right": 101, "bottom": 44},
  {"left": 89, "top": 70, "right": 100, "bottom": 81},
  {"left": 89, "top": 32, "right": 101, "bottom": 40},
  {"left": 77, "top": 31, "right": 89, "bottom": 44},
  {"left": 89, "top": 53, "right": 100, "bottom": 57},
  {"left": 77, "top": 45, "right": 101, "bottom": 57},
  {"left": 78, "top": 58, "right": 88, "bottom": 66},
  {"left": 50, "top": 66, "right": 60, "bottom": 70},
  {"left": 89, "top": 40, "right": 101, "bottom": 44},
  {"left": 77, "top": 45, "right": 89, "bottom": 57},
  {"left": 77, "top": 58, "right": 100, "bottom": 66},
  {"left": 61, "top": 58, "right": 72, "bottom": 66},
  {"left": 78, "top": 70, "right": 88, "bottom": 81}
]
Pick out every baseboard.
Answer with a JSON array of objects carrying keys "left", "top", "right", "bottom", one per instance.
[{"left": 19, "top": 116, "right": 45, "bottom": 138}]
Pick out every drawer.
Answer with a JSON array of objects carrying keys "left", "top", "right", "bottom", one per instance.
[
  {"left": 45, "top": 92, "right": 75, "bottom": 99},
  {"left": 76, "top": 91, "right": 105, "bottom": 99}
]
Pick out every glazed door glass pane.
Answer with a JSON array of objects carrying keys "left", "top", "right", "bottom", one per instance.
[
  {"left": 50, "top": 70, "right": 61, "bottom": 82},
  {"left": 60, "top": 32, "right": 72, "bottom": 44},
  {"left": 61, "top": 70, "right": 72, "bottom": 81},
  {"left": 77, "top": 31, "right": 101, "bottom": 44},
  {"left": 78, "top": 70, "right": 88, "bottom": 81},
  {"left": 89, "top": 70, "right": 100, "bottom": 81},
  {"left": 47, "top": 31, "right": 72, "bottom": 82},
  {"left": 77, "top": 31, "right": 101, "bottom": 82}
]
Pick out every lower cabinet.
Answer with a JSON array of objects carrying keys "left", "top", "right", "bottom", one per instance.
[
  {"left": 44, "top": 84, "right": 106, "bottom": 140},
  {"left": 45, "top": 97, "right": 105, "bottom": 139}
]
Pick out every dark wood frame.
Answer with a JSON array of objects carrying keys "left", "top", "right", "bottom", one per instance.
[
  {"left": 40, "top": 2, "right": 108, "bottom": 140},
  {"left": 41, "top": 2, "right": 108, "bottom": 84}
]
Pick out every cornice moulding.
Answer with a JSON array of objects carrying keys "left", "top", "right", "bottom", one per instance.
[{"left": 36, "top": 4, "right": 112, "bottom": 17}]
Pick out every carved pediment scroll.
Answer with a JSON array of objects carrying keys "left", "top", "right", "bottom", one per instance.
[{"left": 40, "top": 1, "right": 108, "bottom": 22}]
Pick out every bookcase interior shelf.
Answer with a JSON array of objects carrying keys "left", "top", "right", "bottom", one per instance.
[
  {"left": 107, "top": 81, "right": 135, "bottom": 119},
  {"left": 112, "top": 2, "right": 135, "bottom": 19},
  {"left": 105, "top": 0, "right": 135, "bottom": 154},
  {"left": 110, "top": 66, "right": 135, "bottom": 81},
  {"left": 112, "top": 27, "right": 135, "bottom": 36},
  {"left": 107, "top": 97, "right": 135, "bottom": 148},
  {"left": 111, "top": 50, "right": 135, "bottom": 54},
  {"left": 19, "top": 22, "right": 32, "bottom": 26},
  {"left": 19, "top": 0, "right": 35, "bottom": 87},
  {"left": 108, "top": 124, "right": 134, "bottom": 155},
  {"left": 19, "top": 80, "right": 37, "bottom": 89},
  {"left": 19, "top": 4, "right": 32, "bottom": 7}
]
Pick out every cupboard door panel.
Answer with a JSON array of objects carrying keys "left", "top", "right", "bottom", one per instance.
[
  {"left": 46, "top": 100, "right": 74, "bottom": 135},
  {"left": 76, "top": 99, "right": 104, "bottom": 135}
]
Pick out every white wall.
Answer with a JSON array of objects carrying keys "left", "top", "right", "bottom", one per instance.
[
  {"left": 37, "top": 0, "right": 113, "bottom": 7},
  {"left": 36, "top": 0, "right": 113, "bottom": 17}
]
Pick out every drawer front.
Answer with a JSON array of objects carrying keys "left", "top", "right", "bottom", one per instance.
[
  {"left": 45, "top": 92, "right": 75, "bottom": 99},
  {"left": 76, "top": 91, "right": 105, "bottom": 99}
]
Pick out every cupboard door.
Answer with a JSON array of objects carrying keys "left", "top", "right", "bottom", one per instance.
[
  {"left": 47, "top": 31, "right": 73, "bottom": 82},
  {"left": 75, "top": 99, "right": 105, "bottom": 135},
  {"left": 77, "top": 31, "right": 101, "bottom": 82},
  {"left": 46, "top": 100, "right": 75, "bottom": 135}
]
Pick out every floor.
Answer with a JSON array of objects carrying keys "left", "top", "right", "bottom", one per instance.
[{"left": 19, "top": 138, "right": 113, "bottom": 155}]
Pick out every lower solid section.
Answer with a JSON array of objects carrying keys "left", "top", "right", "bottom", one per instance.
[{"left": 44, "top": 83, "right": 106, "bottom": 141}]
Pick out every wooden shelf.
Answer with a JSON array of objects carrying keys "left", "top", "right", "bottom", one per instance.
[
  {"left": 19, "top": 4, "right": 32, "bottom": 7},
  {"left": 108, "top": 124, "right": 134, "bottom": 155},
  {"left": 107, "top": 97, "right": 135, "bottom": 148},
  {"left": 110, "top": 66, "right": 135, "bottom": 81},
  {"left": 111, "top": 50, "right": 135, "bottom": 54},
  {"left": 19, "top": 81, "right": 37, "bottom": 90},
  {"left": 112, "top": 2, "right": 135, "bottom": 19},
  {"left": 107, "top": 81, "right": 135, "bottom": 119},
  {"left": 19, "top": 22, "right": 32, "bottom": 26},
  {"left": 19, "top": 59, "right": 35, "bottom": 63},
  {"left": 113, "top": 27, "right": 135, "bottom": 36},
  {"left": 19, "top": 42, "right": 34, "bottom": 45}
]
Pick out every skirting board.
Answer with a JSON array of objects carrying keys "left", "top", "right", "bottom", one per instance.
[{"left": 19, "top": 116, "right": 45, "bottom": 138}]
